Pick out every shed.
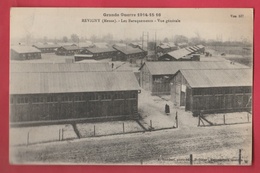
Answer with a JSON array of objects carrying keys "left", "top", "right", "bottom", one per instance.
[
  {"left": 177, "top": 42, "right": 188, "bottom": 49},
  {"left": 170, "top": 69, "right": 252, "bottom": 114},
  {"left": 93, "top": 42, "right": 109, "bottom": 48},
  {"left": 32, "top": 44, "right": 60, "bottom": 53},
  {"left": 11, "top": 46, "right": 41, "bottom": 60},
  {"left": 78, "top": 42, "right": 94, "bottom": 49},
  {"left": 158, "top": 48, "right": 193, "bottom": 61},
  {"left": 112, "top": 45, "right": 147, "bottom": 62},
  {"left": 55, "top": 45, "right": 81, "bottom": 56},
  {"left": 197, "top": 45, "right": 205, "bottom": 53},
  {"left": 81, "top": 47, "right": 117, "bottom": 60}
]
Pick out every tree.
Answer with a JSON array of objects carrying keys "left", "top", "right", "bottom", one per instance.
[
  {"left": 173, "top": 35, "right": 188, "bottom": 44},
  {"left": 43, "top": 36, "right": 48, "bottom": 44},
  {"left": 71, "top": 34, "right": 79, "bottom": 43},
  {"left": 25, "top": 33, "right": 33, "bottom": 45},
  {"left": 62, "top": 36, "right": 68, "bottom": 43},
  {"left": 163, "top": 37, "right": 169, "bottom": 43},
  {"left": 90, "top": 35, "right": 97, "bottom": 42},
  {"left": 102, "top": 33, "right": 113, "bottom": 42}
]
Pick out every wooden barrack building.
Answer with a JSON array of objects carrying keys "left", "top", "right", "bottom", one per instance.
[
  {"left": 32, "top": 44, "right": 60, "bottom": 53},
  {"left": 10, "top": 69, "right": 140, "bottom": 123},
  {"left": 11, "top": 46, "right": 41, "bottom": 60},
  {"left": 112, "top": 45, "right": 147, "bottom": 62},
  {"left": 139, "top": 61, "right": 249, "bottom": 95},
  {"left": 78, "top": 47, "right": 117, "bottom": 60},
  {"left": 55, "top": 45, "right": 81, "bottom": 56},
  {"left": 170, "top": 69, "right": 252, "bottom": 115}
]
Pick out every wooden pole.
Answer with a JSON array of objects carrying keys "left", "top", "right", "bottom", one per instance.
[
  {"left": 94, "top": 125, "right": 96, "bottom": 136},
  {"left": 239, "top": 149, "right": 242, "bottom": 165},
  {"left": 247, "top": 113, "right": 249, "bottom": 122},
  {"left": 150, "top": 120, "right": 152, "bottom": 128},
  {"left": 27, "top": 131, "right": 30, "bottom": 146},
  {"left": 175, "top": 111, "right": 178, "bottom": 128},
  {"left": 190, "top": 154, "right": 193, "bottom": 165},
  {"left": 61, "top": 128, "right": 64, "bottom": 141},
  {"left": 123, "top": 123, "right": 125, "bottom": 133},
  {"left": 223, "top": 114, "right": 226, "bottom": 124},
  {"left": 59, "top": 129, "right": 60, "bottom": 141},
  {"left": 198, "top": 114, "right": 200, "bottom": 127}
]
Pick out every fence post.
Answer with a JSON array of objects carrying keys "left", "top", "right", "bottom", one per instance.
[
  {"left": 61, "top": 128, "right": 64, "bottom": 141},
  {"left": 223, "top": 114, "right": 226, "bottom": 124},
  {"left": 27, "top": 131, "right": 30, "bottom": 146},
  {"left": 247, "top": 113, "right": 249, "bottom": 122},
  {"left": 239, "top": 149, "right": 242, "bottom": 165},
  {"left": 198, "top": 114, "right": 200, "bottom": 127},
  {"left": 150, "top": 120, "right": 152, "bottom": 128},
  {"left": 190, "top": 154, "right": 193, "bottom": 165},
  {"left": 59, "top": 129, "right": 60, "bottom": 141},
  {"left": 140, "top": 159, "right": 143, "bottom": 165},
  {"left": 123, "top": 123, "right": 125, "bottom": 133},
  {"left": 94, "top": 125, "right": 96, "bottom": 136},
  {"left": 175, "top": 111, "right": 178, "bottom": 128}
]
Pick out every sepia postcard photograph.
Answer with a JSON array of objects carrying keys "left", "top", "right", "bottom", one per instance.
[{"left": 9, "top": 8, "right": 253, "bottom": 165}]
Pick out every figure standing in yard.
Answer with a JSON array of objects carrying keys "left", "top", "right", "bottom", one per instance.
[{"left": 165, "top": 104, "right": 170, "bottom": 115}]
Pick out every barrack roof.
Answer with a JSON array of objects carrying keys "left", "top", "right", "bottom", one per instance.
[
  {"left": 140, "top": 61, "right": 249, "bottom": 75},
  {"left": 179, "top": 69, "right": 252, "bottom": 88},
  {"left": 10, "top": 71, "right": 140, "bottom": 94}
]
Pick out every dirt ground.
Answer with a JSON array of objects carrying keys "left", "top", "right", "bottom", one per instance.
[
  {"left": 202, "top": 112, "right": 252, "bottom": 126},
  {"left": 10, "top": 123, "right": 252, "bottom": 165},
  {"left": 77, "top": 120, "right": 144, "bottom": 137},
  {"left": 138, "top": 89, "right": 178, "bottom": 130},
  {"left": 10, "top": 124, "right": 77, "bottom": 146}
]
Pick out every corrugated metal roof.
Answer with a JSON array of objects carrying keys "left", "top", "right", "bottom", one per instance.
[
  {"left": 61, "top": 45, "right": 80, "bottom": 51},
  {"left": 197, "top": 45, "right": 205, "bottom": 49},
  {"left": 10, "top": 72, "right": 140, "bottom": 94},
  {"left": 113, "top": 45, "right": 144, "bottom": 55},
  {"left": 58, "top": 43, "right": 78, "bottom": 46},
  {"left": 189, "top": 47, "right": 197, "bottom": 52},
  {"left": 179, "top": 69, "right": 252, "bottom": 88},
  {"left": 113, "top": 43, "right": 128, "bottom": 47},
  {"left": 177, "top": 42, "right": 188, "bottom": 46},
  {"left": 158, "top": 44, "right": 170, "bottom": 49},
  {"left": 10, "top": 63, "right": 112, "bottom": 73},
  {"left": 11, "top": 46, "right": 41, "bottom": 54},
  {"left": 93, "top": 43, "right": 109, "bottom": 48},
  {"left": 142, "top": 61, "right": 249, "bottom": 75},
  {"left": 78, "top": 42, "right": 93, "bottom": 48},
  {"left": 167, "top": 48, "right": 192, "bottom": 59},
  {"left": 193, "top": 46, "right": 200, "bottom": 50},
  {"left": 167, "top": 42, "right": 177, "bottom": 48},
  {"left": 130, "top": 42, "right": 142, "bottom": 47},
  {"left": 33, "top": 44, "right": 60, "bottom": 49},
  {"left": 85, "top": 47, "right": 116, "bottom": 54},
  {"left": 185, "top": 47, "right": 195, "bottom": 53}
]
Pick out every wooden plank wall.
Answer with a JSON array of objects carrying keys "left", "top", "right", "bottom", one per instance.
[{"left": 10, "top": 91, "right": 138, "bottom": 122}]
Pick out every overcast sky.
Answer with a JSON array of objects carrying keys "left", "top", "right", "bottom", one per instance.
[{"left": 10, "top": 8, "right": 253, "bottom": 42}]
